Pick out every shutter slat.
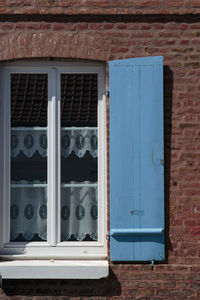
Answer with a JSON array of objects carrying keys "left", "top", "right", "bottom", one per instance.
[{"left": 109, "top": 56, "right": 164, "bottom": 261}]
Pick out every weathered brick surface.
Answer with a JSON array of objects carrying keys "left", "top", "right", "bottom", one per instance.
[
  {"left": 1, "top": 0, "right": 200, "bottom": 15},
  {"left": 0, "top": 10, "right": 200, "bottom": 300}
]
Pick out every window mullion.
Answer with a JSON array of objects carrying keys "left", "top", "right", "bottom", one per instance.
[
  {"left": 57, "top": 70, "right": 61, "bottom": 243},
  {"left": 48, "top": 69, "right": 58, "bottom": 246}
]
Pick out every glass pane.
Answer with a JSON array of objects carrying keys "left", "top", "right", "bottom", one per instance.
[
  {"left": 61, "top": 73, "right": 98, "bottom": 241},
  {"left": 10, "top": 74, "right": 48, "bottom": 242}
]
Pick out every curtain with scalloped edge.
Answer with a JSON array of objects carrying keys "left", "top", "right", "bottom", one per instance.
[
  {"left": 10, "top": 128, "right": 98, "bottom": 242},
  {"left": 11, "top": 128, "right": 97, "bottom": 159}
]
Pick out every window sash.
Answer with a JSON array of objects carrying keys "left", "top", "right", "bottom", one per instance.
[{"left": 1, "top": 63, "right": 107, "bottom": 258}]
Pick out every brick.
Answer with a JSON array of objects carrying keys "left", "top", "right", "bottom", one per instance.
[
  {"left": 77, "top": 23, "right": 88, "bottom": 30},
  {"left": 163, "top": 281, "right": 176, "bottom": 288},
  {"left": 1, "top": 23, "right": 14, "bottom": 30},
  {"left": 190, "top": 227, "right": 200, "bottom": 235},
  {"left": 188, "top": 273, "right": 200, "bottom": 280},
  {"left": 190, "top": 282, "right": 200, "bottom": 288},
  {"left": 165, "top": 0, "right": 186, "bottom": 6},
  {"left": 117, "top": 24, "right": 127, "bottom": 30},
  {"left": 190, "top": 0, "right": 200, "bottom": 6},
  {"left": 35, "top": 0, "right": 57, "bottom": 5},
  {"left": 136, "top": 289, "right": 154, "bottom": 297},
  {"left": 53, "top": 24, "right": 65, "bottom": 30},
  {"left": 135, "top": 0, "right": 161, "bottom": 7},
  {"left": 180, "top": 40, "right": 190, "bottom": 45},
  {"left": 173, "top": 273, "right": 186, "bottom": 280},
  {"left": 104, "top": 23, "right": 114, "bottom": 30},
  {"left": 90, "top": 24, "right": 102, "bottom": 30},
  {"left": 15, "top": 23, "right": 25, "bottom": 30},
  {"left": 9, "top": 0, "right": 32, "bottom": 5},
  {"left": 182, "top": 289, "right": 196, "bottom": 296},
  {"left": 111, "top": 47, "right": 129, "bottom": 53},
  {"left": 123, "top": 280, "right": 138, "bottom": 288},
  {"left": 26, "top": 23, "right": 40, "bottom": 30},
  {"left": 157, "top": 289, "right": 180, "bottom": 297},
  {"left": 40, "top": 23, "right": 51, "bottom": 30}
]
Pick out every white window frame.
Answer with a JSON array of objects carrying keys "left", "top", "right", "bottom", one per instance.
[{"left": 0, "top": 61, "right": 107, "bottom": 261}]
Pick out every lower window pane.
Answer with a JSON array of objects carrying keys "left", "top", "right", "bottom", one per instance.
[
  {"left": 10, "top": 185, "right": 47, "bottom": 242},
  {"left": 61, "top": 128, "right": 98, "bottom": 242}
]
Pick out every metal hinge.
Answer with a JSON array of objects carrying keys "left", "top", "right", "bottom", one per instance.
[
  {"left": 106, "top": 232, "right": 110, "bottom": 240},
  {"left": 106, "top": 87, "right": 110, "bottom": 98}
]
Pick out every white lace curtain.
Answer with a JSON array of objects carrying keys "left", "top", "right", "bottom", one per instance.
[
  {"left": 10, "top": 184, "right": 98, "bottom": 242},
  {"left": 10, "top": 127, "right": 98, "bottom": 242}
]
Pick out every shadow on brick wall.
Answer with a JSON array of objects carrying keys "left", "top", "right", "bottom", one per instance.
[
  {"left": 164, "top": 65, "right": 173, "bottom": 261},
  {"left": 2, "top": 268, "right": 121, "bottom": 297}
]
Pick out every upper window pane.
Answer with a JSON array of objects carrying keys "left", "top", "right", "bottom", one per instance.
[
  {"left": 11, "top": 74, "right": 47, "bottom": 127},
  {"left": 10, "top": 74, "right": 48, "bottom": 242},
  {"left": 61, "top": 73, "right": 98, "bottom": 127}
]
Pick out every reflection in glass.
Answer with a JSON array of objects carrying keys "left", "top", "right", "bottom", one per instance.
[{"left": 61, "top": 185, "right": 98, "bottom": 241}]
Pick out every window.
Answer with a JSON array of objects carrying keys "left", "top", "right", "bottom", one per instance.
[
  {"left": 0, "top": 61, "right": 107, "bottom": 261},
  {"left": 0, "top": 56, "right": 164, "bottom": 279}
]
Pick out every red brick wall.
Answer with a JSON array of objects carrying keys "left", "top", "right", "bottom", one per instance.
[{"left": 0, "top": 12, "right": 200, "bottom": 299}]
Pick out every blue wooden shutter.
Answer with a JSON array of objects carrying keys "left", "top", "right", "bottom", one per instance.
[{"left": 109, "top": 56, "right": 164, "bottom": 261}]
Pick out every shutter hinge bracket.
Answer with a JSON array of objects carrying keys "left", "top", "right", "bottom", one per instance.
[
  {"left": 151, "top": 258, "right": 155, "bottom": 270},
  {"left": 106, "top": 232, "right": 110, "bottom": 240}
]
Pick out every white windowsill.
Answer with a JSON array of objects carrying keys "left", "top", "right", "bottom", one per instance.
[{"left": 0, "top": 260, "right": 109, "bottom": 279}]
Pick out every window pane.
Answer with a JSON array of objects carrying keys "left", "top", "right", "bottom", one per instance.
[
  {"left": 10, "top": 74, "right": 48, "bottom": 242},
  {"left": 61, "top": 74, "right": 98, "bottom": 241}
]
